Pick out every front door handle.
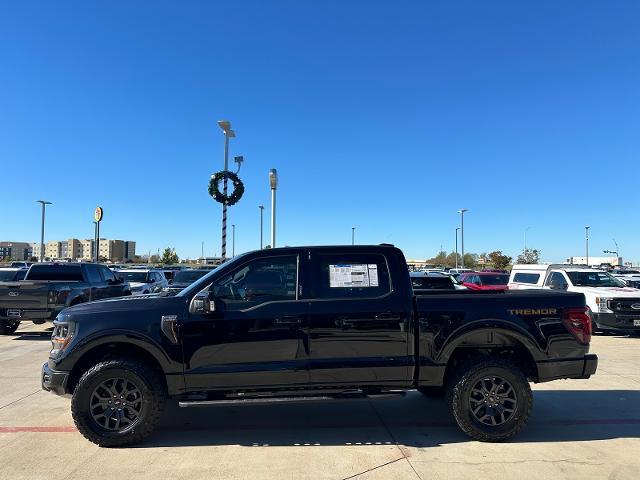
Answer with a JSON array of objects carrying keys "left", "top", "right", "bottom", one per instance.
[{"left": 274, "top": 316, "right": 303, "bottom": 326}]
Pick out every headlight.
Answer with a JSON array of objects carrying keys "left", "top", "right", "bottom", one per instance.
[
  {"left": 51, "top": 321, "right": 77, "bottom": 355},
  {"left": 595, "top": 297, "right": 612, "bottom": 313}
]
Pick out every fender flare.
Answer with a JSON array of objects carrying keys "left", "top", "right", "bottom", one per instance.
[{"left": 436, "top": 319, "right": 545, "bottom": 365}]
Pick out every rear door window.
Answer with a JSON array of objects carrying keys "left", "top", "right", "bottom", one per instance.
[
  {"left": 311, "top": 253, "right": 391, "bottom": 299},
  {"left": 85, "top": 265, "right": 103, "bottom": 284}
]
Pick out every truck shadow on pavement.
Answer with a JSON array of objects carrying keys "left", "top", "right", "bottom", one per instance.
[{"left": 136, "top": 390, "right": 640, "bottom": 448}]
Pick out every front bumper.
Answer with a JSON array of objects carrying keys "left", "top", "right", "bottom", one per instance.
[
  {"left": 41, "top": 362, "right": 70, "bottom": 396},
  {"left": 536, "top": 354, "right": 598, "bottom": 383},
  {"left": 592, "top": 312, "right": 640, "bottom": 332}
]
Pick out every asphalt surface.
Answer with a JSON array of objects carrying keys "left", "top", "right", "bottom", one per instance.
[{"left": 0, "top": 321, "right": 638, "bottom": 480}]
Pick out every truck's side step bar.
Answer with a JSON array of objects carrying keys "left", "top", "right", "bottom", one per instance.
[{"left": 178, "top": 390, "right": 406, "bottom": 408}]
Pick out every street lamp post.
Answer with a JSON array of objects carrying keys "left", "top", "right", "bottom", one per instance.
[
  {"left": 217, "top": 120, "right": 236, "bottom": 261},
  {"left": 458, "top": 209, "right": 468, "bottom": 268},
  {"left": 269, "top": 169, "right": 278, "bottom": 248},
  {"left": 455, "top": 227, "right": 460, "bottom": 269},
  {"left": 36, "top": 200, "right": 52, "bottom": 262},
  {"left": 93, "top": 221, "right": 98, "bottom": 262},
  {"left": 259, "top": 205, "right": 264, "bottom": 249},
  {"left": 585, "top": 226, "right": 590, "bottom": 266},
  {"left": 352, "top": 227, "right": 355, "bottom": 245}
]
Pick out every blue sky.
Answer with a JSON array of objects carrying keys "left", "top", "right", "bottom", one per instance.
[{"left": 1, "top": 1, "right": 639, "bottom": 264}]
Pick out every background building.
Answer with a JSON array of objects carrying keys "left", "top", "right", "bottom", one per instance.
[
  {"left": 568, "top": 256, "right": 622, "bottom": 267},
  {"left": 20, "top": 238, "right": 137, "bottom": 262},
  {"left": 0, "top": 242, "right": 32, "bottom": 261}
]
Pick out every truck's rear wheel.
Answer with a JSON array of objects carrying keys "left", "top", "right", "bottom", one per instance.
[
  {"left": 447, "top": 358, "right": 532, "bottom": 442},
  {"left": 0, "top": 320, "right": 20, "bottom": 335},
  {"left": 71, "top": 359, "right": 165, "bottom": 447}
]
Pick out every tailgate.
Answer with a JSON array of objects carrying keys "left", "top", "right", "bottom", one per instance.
[{"left": 0, "top": 282, "right": 50, "bottom": 310}]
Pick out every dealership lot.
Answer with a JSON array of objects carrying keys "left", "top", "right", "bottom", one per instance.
[{"left": 0, "top": 322, "right": 638, "bottom": 480}]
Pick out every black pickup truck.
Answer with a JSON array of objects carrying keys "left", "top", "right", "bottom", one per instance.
[
  {"left": 41, "top": 245, "right": 597, "bottom": 447},
  {"left": 0, "top": 263, "right": 131, "bottom": 335}
]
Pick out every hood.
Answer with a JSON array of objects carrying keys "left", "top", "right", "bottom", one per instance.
[
  {"left": 570, "top": 286, "right": 640, "bottom": 298},
  {"left": 129, "top": 282, "right": 148, "bottom": 288},
  {"left": 61, "top": 294, "right": 185, "bottom": 319}
]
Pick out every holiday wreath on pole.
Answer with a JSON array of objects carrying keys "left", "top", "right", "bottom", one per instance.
[{"left": 208, "top": 171, "right": 245, "bottom": 206}]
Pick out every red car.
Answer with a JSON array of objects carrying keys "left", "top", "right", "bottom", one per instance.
[{"left": 459, "top": 272, "right": 510, "bottom": 291}]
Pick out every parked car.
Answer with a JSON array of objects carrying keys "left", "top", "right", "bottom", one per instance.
[
  {"left": 509, "top": 264, "right": 640, "bottom": 334},
  {"left": 10, "top": 261, "right": 33, "bottom": 268},
  {"left": 459, "top": 272, "right": 510, "bottom": 291},
  {"left": 116, "top": 269, "right": 168, "bottom": 295},
  {"left": 163, "top": 269, "right": 211, "bottom": 295},
  {"left": 0, "top": 267, "right": 28, "bottom": 282},
  {"left": 42, "top": 245, "right": 596, "bottom": 446},
  {"left": 0, "top": 263, "right": 131, "bottom": 335},
  {"left": 611, "top": 269, "right": 640, "bottom": 289}
]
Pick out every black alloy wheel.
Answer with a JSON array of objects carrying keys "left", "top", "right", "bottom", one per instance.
[
  {"left": 89, "top": 377, "right": 144, "bottom": 432},
  {"left": 468, "top": 375, "right": 517, "bottom": 426}
]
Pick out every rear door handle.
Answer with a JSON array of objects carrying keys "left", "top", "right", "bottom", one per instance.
[
  {"left": 274, "top": 316, "right": 303, "bottom": 326},
  {"left": 374, "top": 313, "right": 402, "bottom": 321}
]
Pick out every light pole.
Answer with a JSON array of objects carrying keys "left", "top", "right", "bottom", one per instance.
[
  {"left": 269, "top": 169, "right": 278, "bottom": 248},
  {"left": 259, "top": 205, "right": 264, "bottom": 249},
  {"left": 217, "top": 120, "right": 236, "bottom": 261},
  {"left": 458, "top": 209, "right": 468, "bottom": 268},
  {"left": 232, "top": 224, "right": 236, "bottom": 257},
  {"left": 201, "top": 241, "right": 204, "bottom": 260},
  {"left": 455, "top": 227, "right": 460, "bottom": 269},
  {"left": 352, "top": 227, "right": 355, "bottom": 245},
  {"left": 585, "top": 226, "right": 590, "bottom": 266},
  {"left": 93, "top": 221, "right": 98, "bottom": 262},
  {"left": 36, "top": 200, "right": 52, "bottom": 262}
]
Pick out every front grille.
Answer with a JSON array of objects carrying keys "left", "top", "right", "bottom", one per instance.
[{"left": 608, "top": 298, "right": 640, "bottom": 313}]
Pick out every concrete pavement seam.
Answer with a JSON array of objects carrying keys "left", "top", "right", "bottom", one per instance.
[
  {"left": 340, "top": 456, "right": 406, "bottom": 480},
  {"left": 366, "top": 399, "right": 423, "bottom": 480},
  {"left": 0, "top": 389, "right": 41, "bottom": 411}
]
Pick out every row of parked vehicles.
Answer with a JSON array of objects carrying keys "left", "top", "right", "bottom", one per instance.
[
  {"left": 0, "top": 262, "right": 211, "bottom": 335},
  {"left": 411, "top": 264, "right": 640, "bottom": 335}
]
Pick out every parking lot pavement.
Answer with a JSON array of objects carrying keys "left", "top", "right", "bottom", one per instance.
[{"left": 0, "top": 323, "right": 639, "bottom": 480}]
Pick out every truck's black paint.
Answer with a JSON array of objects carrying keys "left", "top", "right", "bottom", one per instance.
[{"left": 42, "top": 246, "right": 597, "bottom": 399}]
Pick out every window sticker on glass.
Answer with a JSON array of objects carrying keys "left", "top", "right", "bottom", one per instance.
[{"left": 329, "top": 264, "right": 378, "bottom": 288}]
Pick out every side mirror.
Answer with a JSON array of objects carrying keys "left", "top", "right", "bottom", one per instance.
[{"left": 191, "top": 290, "right": 217, "bottom": 314}]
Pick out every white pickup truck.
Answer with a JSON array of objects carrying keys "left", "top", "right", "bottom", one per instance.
[{"left": 509, "top": 264, "right": 640, "bottom": 335}]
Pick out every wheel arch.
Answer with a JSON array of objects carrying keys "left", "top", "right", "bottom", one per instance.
[
  {"left": 66, "top": 341, "right": 168, "bottom": 395},
  {"left": 439, "top": 324, "right": 542, "bottom": 386}
]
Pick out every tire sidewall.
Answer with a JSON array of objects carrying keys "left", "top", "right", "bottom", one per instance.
[
  {"left": 452, "top": 363, "right": 532, "bottom": 440},
  {"left": 72, "top": 364, "right": 156, "bottom": 442}
]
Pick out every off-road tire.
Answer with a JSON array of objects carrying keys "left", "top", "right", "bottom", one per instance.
[
  {"left": 417, "top": 386, "right": 445, "bottom": 397},
  {"left": 446, "top": 358, "right": 533, "bottom": 442},
  {"left": 0, "top": 320, "right": 20, "bottom": 335},
  {"left": 71, "top": 359, "right": 165, "bottom": 447}
]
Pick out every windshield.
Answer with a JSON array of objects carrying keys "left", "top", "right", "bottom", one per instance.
[
  {"left": 567, "top": 271, "right": 626, "bottom": 288},
  {"left": 172, "top": 270, "right": 209, "bottom": 284},
  {"left": 480, "top": 274, "right": 509, "bottom": 286},
  {"left": 0, "top": 270, "right": 21, "bottom": 281},
  {"left": 117, "top": 271, "right": 148, "bottom": 283}
]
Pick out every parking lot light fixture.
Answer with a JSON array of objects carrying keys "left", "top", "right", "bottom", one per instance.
[
  {"left": 269, "top": 169, "right": 278, "bottom": 248},
  {"left": 352, "top": 227, "right": 355, "bottom": 245},
  {"left": 36, "top": 200, "right": 52, "bottom": 262},
  {"left": 457, "top": 209, "right": 468, "bottom": 268},
  {"left": 585, "top": 226, "right": 590, "bottom": 266},
  {"left": 455, "top": 227, "right": 460, "bottom": 269}
]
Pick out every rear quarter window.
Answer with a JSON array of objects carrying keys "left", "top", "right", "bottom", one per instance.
[{"left": 512, "top": 273, "right": 541, "bottom": 284}]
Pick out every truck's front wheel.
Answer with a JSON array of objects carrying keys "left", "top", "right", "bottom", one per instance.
[
  {"left": 71, "top": 359, "right": 165, "bottom": 447},
  {"left": 0, "top": 320, "right": 20, "bottom": 335},
  {"left": 447, "top": 359, "right": 532, "bottom": 442}
]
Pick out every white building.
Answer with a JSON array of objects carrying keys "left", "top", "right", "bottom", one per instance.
[{"left": 567, "top": 256, "right": 622, "bottom": 267}]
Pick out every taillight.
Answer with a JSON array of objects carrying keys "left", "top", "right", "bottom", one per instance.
[
  {"left": 562, "top": 307, "right": 592, "bottom": 345},
  {"left": 47, "top": 290, "right": 57, "bottom": 305}
]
